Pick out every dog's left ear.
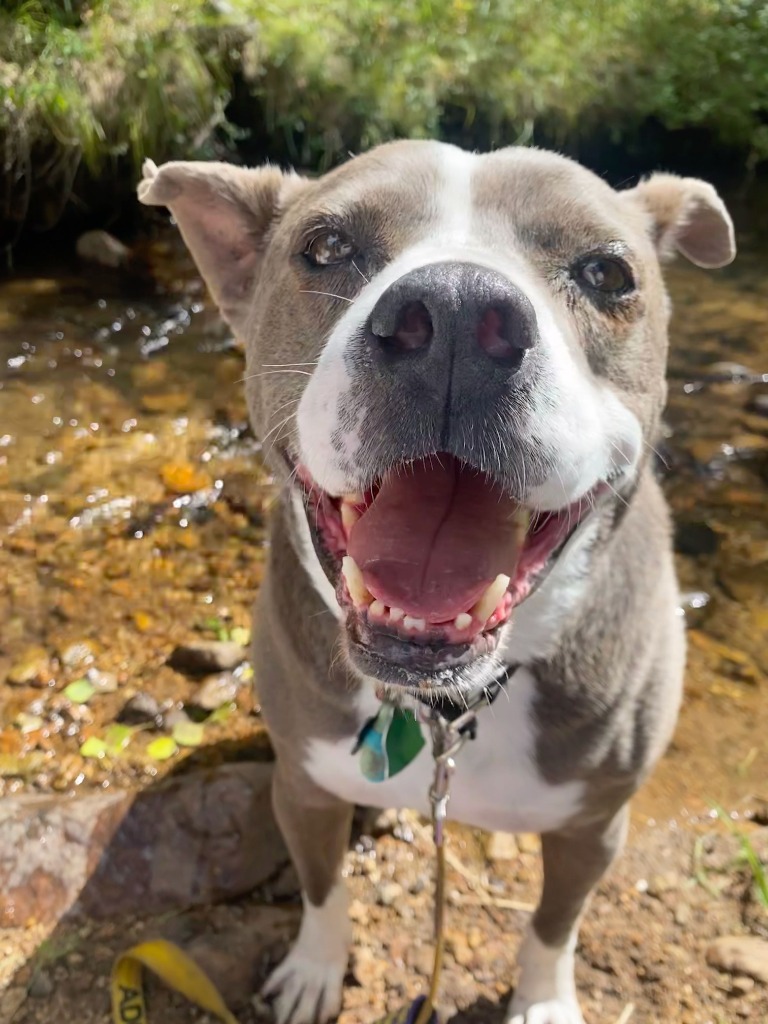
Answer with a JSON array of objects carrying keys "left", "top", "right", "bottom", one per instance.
[
  {"left": 623, "top": 172, "right": 736, "bottom": 269},
  {"left": 138, "top": 159, "right": 308, "bottom": 333}
]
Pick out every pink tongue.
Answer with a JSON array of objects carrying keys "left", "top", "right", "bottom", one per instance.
[{"left": 347, "top": 456, "right": 524, "bottom": 623}]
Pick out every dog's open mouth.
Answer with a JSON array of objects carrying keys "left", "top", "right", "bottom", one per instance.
[{"left": 297, "top": 454, "right": 600, "bottom": 685}]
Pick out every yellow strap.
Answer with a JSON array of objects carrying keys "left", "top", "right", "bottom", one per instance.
[{"left": 111, "top": 938, "right": 239, "bottom": 1024}]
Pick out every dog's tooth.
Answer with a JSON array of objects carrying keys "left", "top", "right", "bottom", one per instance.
[
  {"left": 341, "top": 555, "right": 371, "bottom": 607},
  {"left": 403, "top": 615, "right": 426, "bottom": 631},
  {"left": 369, "top": 599, "right": 385, "bottom": 617},
  {"left": 454, "top": 612, "right": 472, "bottom": 631},
  {"left": 340, "top": 502, "right": 360, "bottom": 535},
  {"left": 471, "top": 574, "right": 511, "bottom": 624},
  {"left": 343, "top": 492, "right": 365, "bottom": 505},
  {"left": 389, "top": 606, "right": 404, "bottom": 623},
  {"left": 514, "top": 507, "right": 531, "bottom": 530}
]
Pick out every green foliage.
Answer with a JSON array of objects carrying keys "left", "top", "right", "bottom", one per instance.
[{"left": 2, "top": 0, "right": 768, "bottom": 229}]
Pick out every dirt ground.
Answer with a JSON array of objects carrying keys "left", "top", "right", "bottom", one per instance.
[{"left": 2, "top": 796, "right": 767, "bottom": 1024}]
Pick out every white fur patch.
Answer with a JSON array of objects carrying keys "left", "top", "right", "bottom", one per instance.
[
  {"left": 304, "top": 666, "right": 584, "bottom": 835},
  {"left": 507, "top": 928, "right": 584, "bottom": 1024},
  {"left": 262, "top": 881, "right": 351, "bottom": 1024}
]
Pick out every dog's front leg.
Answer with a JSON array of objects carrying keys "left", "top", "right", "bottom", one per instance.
[
  {"left": 262, "top": 761, "right": 354, "bottom": 1024},
  {"left": 508, "top": 805, "right": 629, "bottom": 1024}
]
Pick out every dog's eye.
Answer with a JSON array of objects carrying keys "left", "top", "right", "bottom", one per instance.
[
  {"left": 304, "top": 231, "right": 355, "bottom": 267},
  {"left": 574, "top": 257, "right": 633, "bottom": 295}
]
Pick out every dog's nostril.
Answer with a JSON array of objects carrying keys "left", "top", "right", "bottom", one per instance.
[
  {"left": 476, "top": 305, "right": 533, "bottom": 365},
  {"left": 380, "top": 301, "right": 433, "bottom": 353}
]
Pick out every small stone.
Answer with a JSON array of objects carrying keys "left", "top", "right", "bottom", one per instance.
[
  {"left": 731, "top": 976, "right": 755, "bottom": 995},
  {"left": 117, "top": 692, "right": 162, "bottom": 727},
  {"left": 169, "top": 640, "right": 247, "bottom": 675},
  {"left": 7, "top": 647, "right": 51, "bottom": 686},
  {"left": 486, "top": 831, "right": 518, "bottom": 861},
  {"left": 647, "top": 871, "right": 679, "bottom": 897},
  {"left": 60, "top": 640, "right": 96, "bottom": 669},
  {"left": 748, "top": 392, "right": 768, "bottom": 417},
  {"left": 706, "top": 935, "right": 768, "bottom": 984},
  {"left": 517, "top": 833, "right": 541, "bottom": 855},
  {"left": 349, "top": 898, "right": 369, "bottom": 924},
  {"left": 194, "top": 673, "right": 240, "bottom": 710},
  {"left": 87, "top": 668, "right": 119, "bottom": 694},
  {"left": 28, "top": 968, "right": 54, "bottom": 998},
  {"left": 674, "top": 903, "right": 691, "bottom": 927},
  {"left": 445, "top": 929, "right": 474, "bottom": 967},
  {"left": 75, "top": 230, "right": 131, "bottom": 268},
  {"left": 377, "top": 881, "right": 403, "bottom": 907}
]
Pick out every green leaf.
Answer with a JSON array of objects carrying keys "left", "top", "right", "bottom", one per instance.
[
  {"left": 171, "top": 719, "right": 204, "bottom": 747},
  {"left": 229, "top": 626, "right": 250, "bottom": 646},
  {"left": 146, "top": 737, "right": 178, "bottom": 761},
  {"left": 104, "top": 724, "right": 135, "bottom": 753},
  {"left": 64, "top": 678, "right": 96, "bottom": 704},
  {"left": 80, "top": 736, "right": 108, "bottom": 759},
  {"left": 208, "top": 702, "right": 235, "bottom": 725}
]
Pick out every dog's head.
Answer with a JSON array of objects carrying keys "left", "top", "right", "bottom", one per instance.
[{"left": 140, "top": 142, "right": 734, "bottom": 694}]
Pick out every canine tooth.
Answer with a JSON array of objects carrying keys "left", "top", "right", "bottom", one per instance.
[
  {"left": 341, "top": 555, "right": 371, "bottom": 606},
  {"left": 454, "top": 612, "right": 472, "bottom": 631},
  {"left": 514, "top": 507, "right": 531, "bottom": 530},
  {"left": 471, "top": 574, "right": 511, "bottom": 624},
  {"left": 389, "top": 607, "right": 405, "bottom": 622},
  {"left": 340, "top": 502, "right": 360, "bottom": 534},
  {"left": 343, "top": 492, "right": 365, "bottom": 505},
  {"left": 370, "top": 600, "right": 385, "bottom": 617},
  {"left": 403, "top": 615, "right": 426, "bottom": 631}
]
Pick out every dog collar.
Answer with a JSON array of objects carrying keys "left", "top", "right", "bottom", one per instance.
[{"left": 353, "top": 663, "right": 519, "bottom": 782}]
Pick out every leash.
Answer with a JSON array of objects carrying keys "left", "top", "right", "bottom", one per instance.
[{"left": 108, "top": 668, "right": 515, "bottom": 1024}]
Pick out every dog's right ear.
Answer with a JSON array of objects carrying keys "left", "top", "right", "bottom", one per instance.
[{"left": 138, "top": 159, "right": 308, "bottom": 334}]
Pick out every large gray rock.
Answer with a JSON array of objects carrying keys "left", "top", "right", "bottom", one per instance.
[{"left": 0, "top": 763, "right": 286, "bottom": 927}]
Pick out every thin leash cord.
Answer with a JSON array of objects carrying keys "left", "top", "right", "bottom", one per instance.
[{"left": 415, "top": 833, "right": 447, "bottom": 1024}]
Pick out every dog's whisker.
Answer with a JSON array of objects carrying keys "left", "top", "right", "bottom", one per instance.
[{"left": 299, "top": 289, "right": 354, "bottom": 304}]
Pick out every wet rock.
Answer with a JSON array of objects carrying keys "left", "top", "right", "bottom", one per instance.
[
  {"left": 194, "top": 672, "right": 240, "bottom": 710},
  {"left": 60, "top": 640, "right": 97, "bottom": 669},
  {"left": 75, "top": 230, "right": 131, "bottom": 269},
  {"left": 675, "top": 520, "right": 720, "bottom": 557},
  {"left": 169, "top": 640, "right": 248, "bottom": 675},
  {"left": 7, "top": 647, "right": 52, "bottom": 687},
  {"left": 706, "top": 935, "right": 768, "bottom": 984},
  {"left": 0, "top": 763, "right": 285, "bottom": 927},
  {"left": 117, "top": 692, "right": 163, "bottom": 727},
  {"left": 86, "top": 668, "right": 118, "bottom": 694},
  {"left": 748, "top": 392, "right": 768, "bottom": 417}
]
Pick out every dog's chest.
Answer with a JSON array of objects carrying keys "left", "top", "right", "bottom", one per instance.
[{"left": 303, "top": 669, "right": 585, "bottom": 834}]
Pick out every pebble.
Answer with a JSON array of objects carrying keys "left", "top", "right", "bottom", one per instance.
[
  {"left": 748, "top": 392, "right": 768, "bottom": 417},
  {"left": 7, "top": 647, "right": 51, "bottom": 686},
  {"left": 194, "top": 672, "right": 240, "bottom": 710},
  {"left": 86, "top": 668, "right": 119, "bottom": 694},
  {"left": 486, "top": 830, "right": 518, "bottom": 861},
  {"left": 60, "top": 640, "right": 96, "bottom": 669},
  {"left": 75, "top": 230, "right": 131, "bottom": 268},
  {"left": 117, "top": 692, "right": 163, "bottom": 727},
  {"left": 169, "top": 640, "right": 248, "bottom": 675},
  {"left": 706, "top": 935, "right": 768, "bottom": 984},
  {"left": 378, "top": 881, "right": 403, "bottom": 906}
]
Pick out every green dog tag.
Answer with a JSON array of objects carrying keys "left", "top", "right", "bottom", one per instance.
[{"left": 355, "top": 704, "right": 425, "bottom": 782}]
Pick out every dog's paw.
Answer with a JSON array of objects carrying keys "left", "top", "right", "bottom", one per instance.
[
  {"left": 261, "top": 947, "right": 346, "bottom": 1024},
  {"left": 506, "top": 998, "right": 585, "bottom": 1024}
]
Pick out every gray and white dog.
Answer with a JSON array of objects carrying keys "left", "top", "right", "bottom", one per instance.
[{"left": 139, "top": 142, "right": 735, "bottom": 1024}]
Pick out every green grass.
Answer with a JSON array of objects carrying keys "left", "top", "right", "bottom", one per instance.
[
  {"left": 2, "top": 1, "right": 768, "bottom": 233},
  {"left": 715, "top": 805, "right": 768, "bottom": 908}
]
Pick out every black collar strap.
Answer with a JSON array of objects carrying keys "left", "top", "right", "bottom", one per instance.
[{"left": 415, "top": 662, "right": 519, "bottom": 726}]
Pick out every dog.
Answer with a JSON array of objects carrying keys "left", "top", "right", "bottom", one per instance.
[{"left": 139, "top": 141, "right": 735, "bottom": 1024}]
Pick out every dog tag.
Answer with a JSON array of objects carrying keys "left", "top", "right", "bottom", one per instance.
[{"left": 355, "top": 704, "right": 425, "bottom": 782}]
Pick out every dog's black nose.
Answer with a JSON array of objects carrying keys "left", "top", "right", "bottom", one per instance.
[{"left": 367, "top": 261, "right": 537, "bottom": 370}]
